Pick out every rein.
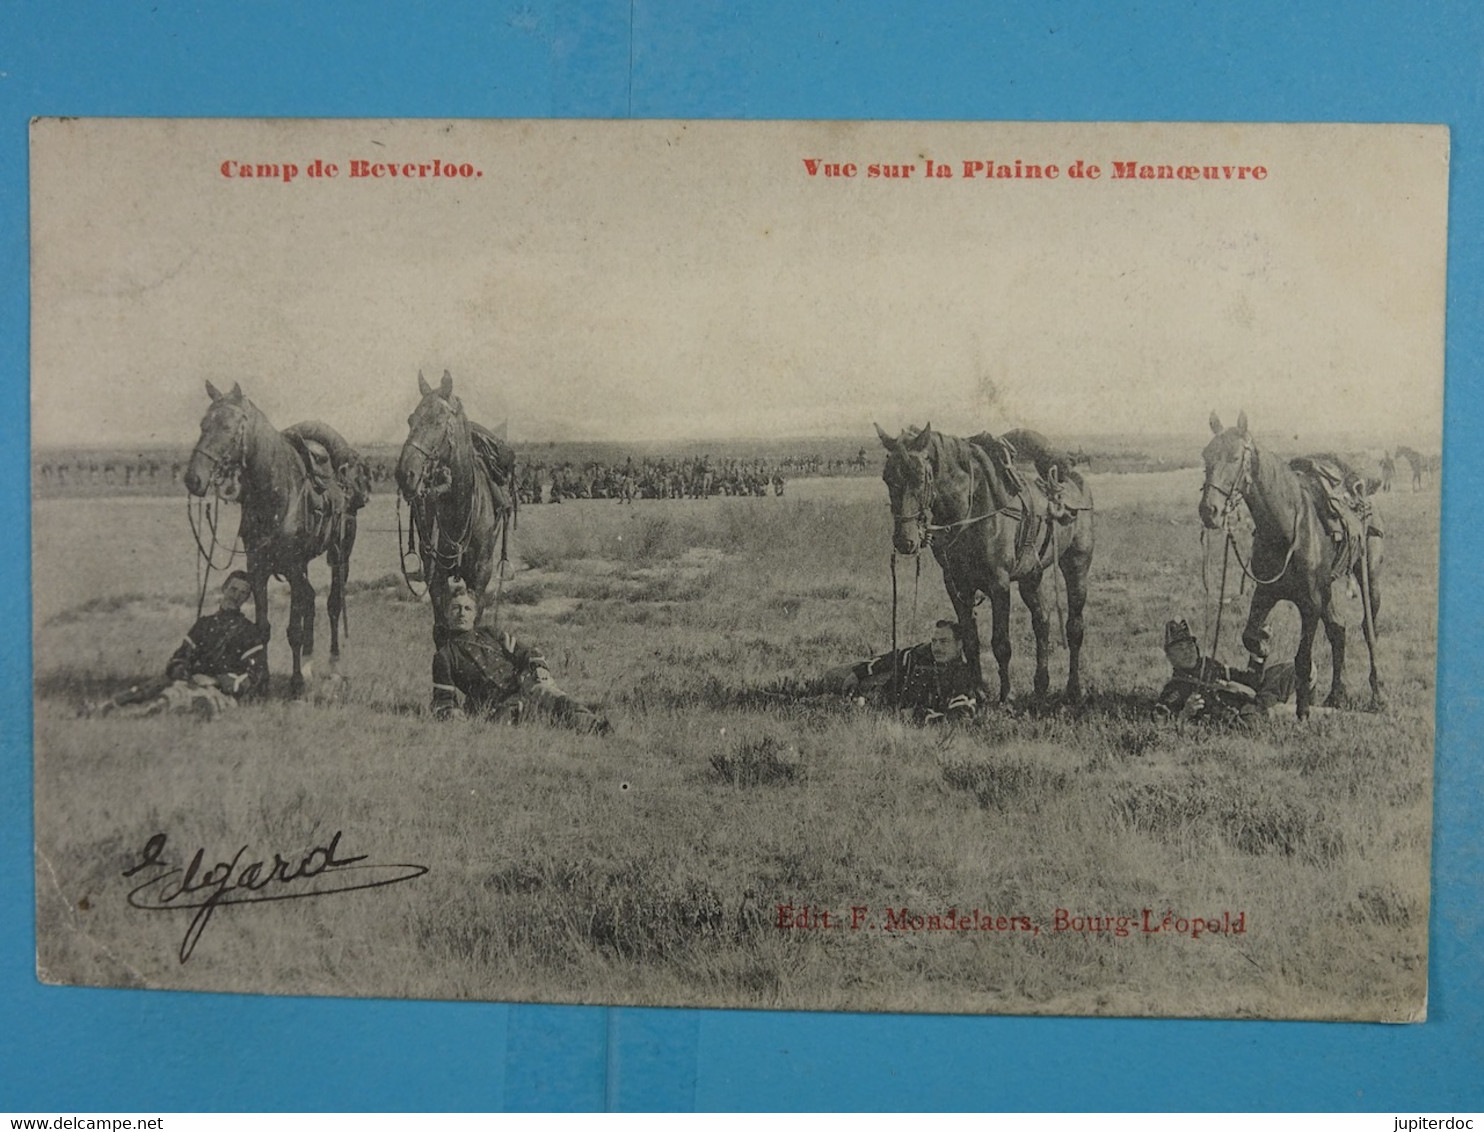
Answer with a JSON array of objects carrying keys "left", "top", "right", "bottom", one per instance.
[
  {"left": 186, "top": 492, "right": 242, "bottom": 619},
  {"left": 1203, "top": 439, "right": 1301, "bottom": 588},
  {"left": 895, "top": 449, "right": 1021, "bottom": 551},
  {"left": 1226, "top": 517, "right": 1300, "bottom": 587}
]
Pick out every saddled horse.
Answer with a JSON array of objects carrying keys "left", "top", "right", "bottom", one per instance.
[
  {"left": 184, "top": 381, "right": 362, "bottom": 697},
  {"left": 397, "top": 370, "right": 517, "bottom": 642},
  {"left": 1199, "top": 411, "right": 1382, "bottom": 717},
  {"left": 877, "top": 423, "right": 1094, "bottom": 704}
]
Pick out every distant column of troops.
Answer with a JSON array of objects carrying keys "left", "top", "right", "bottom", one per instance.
[{"left": 35, "top": 445, "right": 1442, "bottom": 497}]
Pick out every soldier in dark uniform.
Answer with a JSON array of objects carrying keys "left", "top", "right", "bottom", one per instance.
[
  {"left": 1152, "top": 618, "right": 1297, "bottom": 726},
  {"left": 87, "top": 570, "right": 268, "bottom": 718},
  {"left": 832, "top": 619, "right": 978, "bottom": 724},
  {"left": 431, "top": 585, "right": 610, "bottom": 734}
]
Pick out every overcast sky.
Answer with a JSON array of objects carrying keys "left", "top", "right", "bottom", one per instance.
[{"left": 31, "top": 119, "right": 1448, "bottom": 450}]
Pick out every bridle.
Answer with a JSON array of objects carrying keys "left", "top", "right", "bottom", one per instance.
[
  {"left": 398, "top": 400, "right": 481, "bottom": 595},
  {"left": 191, "top": 406, "right": 249, "bottom": 498},
  {"left": 1201, "top": 435, "right": 1254, "bottom": 527},
  {"left": 1201, "top": 434, "right": 1299, "bottom": 587},
  {"left": 887, "top": 446, "right": 1020, "bottom": 553},
  {"left": 886, "top": 451, "right": 939, "bottom": 547},
  {"left": 401, "top": 401, "right": 464, "bottom": 503}
]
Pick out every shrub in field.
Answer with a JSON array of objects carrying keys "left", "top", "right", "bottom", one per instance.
[
  {"left": 710, "top": 734, "right": 802, "bottom": 786},
  {"left": 344, "top": 572, "right": 407, "bottom": 596},
  {"left": 1110, "top": 774, "right": 1345, "bottom": 860},
  {"left": 499, "top": 580, "right": 545, "bottom": 605},
  {"left": 482, "top": 857, "right": 728, "bottom": 961},
  {"left": 940, "top": 757, "right": 1070, "bottom": 812},
  {"left": 1347, "top": 885, "right": 1422, "bottom": 927}
]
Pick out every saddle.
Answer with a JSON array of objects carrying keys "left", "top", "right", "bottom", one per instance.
[
  {"left": 281, "top": 431, "right": 350, "bottom": 547},
  {"left": 469, "top": 423, "right": 517, "bottom": 519},
  {"left": 1290, "top": 454, "right": 1383, "bottom": 581},
  {"left": 968, "top": 430, "right": 1076, "bottom": 580},
  {"left": 283, "top": 421, "right": 371, "bottom": 511}
]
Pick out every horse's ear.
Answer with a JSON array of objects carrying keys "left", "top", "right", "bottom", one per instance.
[
  {"left": 229, "top": 382, "right": 243, "bottom": 401},
  {"left": 205, "top": 380, "right": 223, "bottom": 402},
  {"left": 874, "top": 422, "right": 899, "bottom": 451},
  {"left": 418, "top": 371, "right": 433, "bottom": 397},
  {"left": 1209, "top": 411, "right": 1223, "bottom": 435},
  {"left": 907, "top": 423, "right": 932, "bottom": 451},
  {"left": 439, "top": 370, "right": 454, "bottom": 399},
  {"left": 1236, "top": 410, "right": 1248, "bottom": 435}
]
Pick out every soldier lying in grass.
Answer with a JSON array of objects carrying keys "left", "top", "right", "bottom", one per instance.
[
  {"left": 822, "top": 618, "right": 979, "bottom": 724},
  {"left": 84, "top": 570, "right": 267, "bottom": 720},
  {"left": 431, "top": 583, "right": 611, "bottom": 734},
  {"left": 1152, "top": 618, "right": 1296, "bottom": 727}
]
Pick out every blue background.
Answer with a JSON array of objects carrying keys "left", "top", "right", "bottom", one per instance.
[{"left": 2, "top": 1, "right": 1481, "bottom": 1112}]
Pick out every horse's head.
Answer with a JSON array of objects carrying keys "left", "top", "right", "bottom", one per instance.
[
  {"left": 185, "top": 380, "right": 250, "bottom": 499},
  {"left": 398, "top": 370, "right": 465, "bottom": 501},
  {"left": 877, "top": 422, "right": 937, "bottom": 555},
  {"left": 345, "top": 458, "right": 373, "bottom": 510},
  {"left": 1199, "top": 410, "right": 1254, "bottom": 529}
]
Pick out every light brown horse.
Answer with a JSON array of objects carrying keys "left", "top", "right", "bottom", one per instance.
[
  {"left": 184, "top": 381, "right": 361, "bottom": 698},
  {"left": 1198, "top": 411, "right": 1383, "bottom": 717},
  {"left": 877, "top": 423, "right": 1094, "bottom": 704}
]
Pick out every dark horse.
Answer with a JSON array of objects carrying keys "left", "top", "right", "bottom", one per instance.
[
  {"left": 877, "top": 423, "right": 1094, "bottom": 704},
  {"left": 1199, "top": 411, "right": 1383, "bottom": 718},
  {"left": 397, "top": 371, "right": 517, "bottom": 642},
  {"left": 184, "top": 381, "right": 361, "bottom": 697}
]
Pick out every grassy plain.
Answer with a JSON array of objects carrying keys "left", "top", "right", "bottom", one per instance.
[{"left": 32, "top": 472, "right": 1437, "bottom": 1018}]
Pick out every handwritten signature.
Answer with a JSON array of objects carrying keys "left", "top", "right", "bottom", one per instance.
[{"left": 124, "top": 830, "right": 428, "bottom": 962}]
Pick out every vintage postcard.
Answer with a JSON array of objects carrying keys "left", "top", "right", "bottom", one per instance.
[{"left": 31, "top": 119, "right": 1444, "bottom": 1020}]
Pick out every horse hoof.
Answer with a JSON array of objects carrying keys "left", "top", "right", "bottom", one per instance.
[{"left": 1323, "top": 692, "right": 1346, "bottom": 710}]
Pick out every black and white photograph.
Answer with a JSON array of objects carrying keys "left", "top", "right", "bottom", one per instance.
[{"left": 30, "top": 118, "right": 1444, "bottom": 1020}]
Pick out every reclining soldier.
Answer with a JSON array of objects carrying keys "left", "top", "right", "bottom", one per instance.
[
  {"left": 823, "top": 618, "right": 979, "bottom": 724},
  {"left": 1152, "top": 618, "right": 1296, "bottom": 726},
  {"left": 84, "top": 570, "right": 268, "bottom": 719},
  {"left": 431, "top": 583, "right": 610, "bottom": 734}
]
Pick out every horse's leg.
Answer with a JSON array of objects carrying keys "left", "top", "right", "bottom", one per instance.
[
  {"left": 286, "top": 569, "right": 314, "bottom": 698},
  {"left": 248, "top": 557, "right": 272, "bottom": 693},
  {"left": 1321, "top": 589, "right": 1348, "bottom": 709},
  {"left": 1293, "top": 606, "right": 1320, "bottom": 720},
  {"left": 428, "top": 569, "right": 450, "bottom": 650},
  {"left": 1060, "top": 530, "right": 1091, "bottom": 704},
  {"left": 988, "top": 585, "right": 1014, "bottom": 704},
  {"left": 301, "top": 566, "right": 318, "bottom": 682},
  {"left": 1240, "top": 586, "right": 1281, "bottom": 667},
  {"left": 1018, "top": 573, "right": 1052, "bottom": 702},
  {"left": 945, "top": 577, "right": 985, "bottom": 696},
  {"left": 326, "top": 516, "right": 356, "bottom": 670}
]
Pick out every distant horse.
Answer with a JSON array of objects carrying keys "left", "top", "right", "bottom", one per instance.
[
  {"left": 1199, "top": 411, "right": 1382, "bottom": 717},
  {"left": 1395, "top": 445, "right": 1426, "bottom": 491},
  {"left": 397, "top": 371, "right": 517, "bottom": 642},
  {"left": 184, "top": 381, "right": 362, "bottom": 697},
  {"left": 877, "top": 423, "right": 1094, "bottom": 704}
]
